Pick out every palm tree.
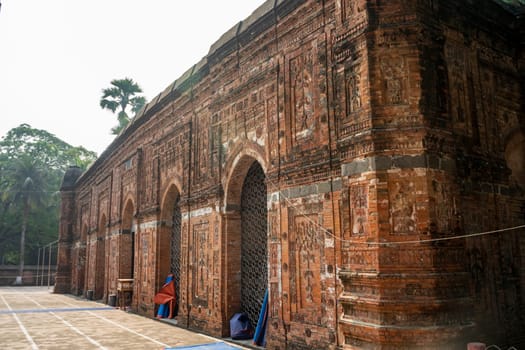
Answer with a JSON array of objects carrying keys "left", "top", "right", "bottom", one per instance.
[
  {"left": 100, "top": 78, "right": 147, "bottom": 135},
  {"left": 2, "top": 156, "right": 48, "bottom": 284}
]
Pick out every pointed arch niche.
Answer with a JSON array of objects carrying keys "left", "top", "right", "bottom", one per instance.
[
  {"left": 95, "top": 214, "right": 107, "bottom": 300},
  {"left": 224, "top": 156, "right": 268, "bottom": 328},
  {"left": 158, "top": 183, "right": 182, "bottom": 315},
  {"left": 505, "top": 129, "right": 525, "bottom": 188},
  {"left": 76, "top": 223, "right": 88, "bottom": 295},
  {"left": 121, "top": 199, "right": 136, "bottom": 280}
]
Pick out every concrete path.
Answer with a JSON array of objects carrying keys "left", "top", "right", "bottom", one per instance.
[{"left": 0, "top": 286, "right": 248, "bottom": 350}]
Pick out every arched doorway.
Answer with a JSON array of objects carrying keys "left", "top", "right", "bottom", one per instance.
[
  {"left": 77, "top": 224, "right": 88, "bottom": 295},
  {"left": 95, "top": 215, "right": 107, "bottom": 300},
  {"left": 169, "top": 193, "right": 182, "bottom": 315},
  {"left": 241, "top": 161, "right": 268, "bottom": 326},
  {"left": 229, "top": 160, "right": 268, "bottom": 328},
  {"left": 159, "top": 184, "right": 182, "bottom": 316},
  {"left": 121, "top": 200, "right": 135, "bottom": 280}
]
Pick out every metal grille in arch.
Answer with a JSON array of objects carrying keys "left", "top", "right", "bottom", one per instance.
[
  {"left": 240, "top": 162, "right": 268, "bottom": 327},
  {"left": 170, "top": 195, "right": 182, "bottom": 313}
]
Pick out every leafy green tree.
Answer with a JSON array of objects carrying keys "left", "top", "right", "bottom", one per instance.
[
  {"left": 100, "top": 78, "right": 147, "bottom": 135},
  {"left": 0, "top": 124, "right": 97, "bottom": 277},
  {"left": 1, "top": 156, "right": 48, "bottom": 282},
  {"left": 0, "top": 124, "right": 96, "bottom": 171}
]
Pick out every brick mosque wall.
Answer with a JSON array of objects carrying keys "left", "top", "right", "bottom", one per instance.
[{"left": 56, "top": 0, "right": 525, "bottom": 349}]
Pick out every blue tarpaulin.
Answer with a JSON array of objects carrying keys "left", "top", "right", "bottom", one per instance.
[{"left": 229, "top": 312, "right": 253, "bottom": 340}]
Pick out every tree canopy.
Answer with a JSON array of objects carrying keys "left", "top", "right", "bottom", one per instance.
[
  {"left": 2, "top": 155, "right": 49, "bottom": 278},
  {"left": 100, "top": 78, "right": 147, "bottom": 135},
  {"left": 0, "top": 124, "right": 97, "bottom": 266},
  {"left": 0, "top": 123, "right": 96, "bottom": 170}
]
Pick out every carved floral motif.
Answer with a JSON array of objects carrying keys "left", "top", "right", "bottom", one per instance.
[
  {"left": 290, "top": 47, "right": 315, "bottom": 140},
  {"left": 380, "top": 56, "right": 408, "bottom": 105}
]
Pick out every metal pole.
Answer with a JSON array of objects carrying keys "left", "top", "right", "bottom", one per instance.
[
  {"left": 47, "top": 243, "right": 52, "bottom": 289},
  {"left": 40, "top": 248, "right": 46, "bottom": 286},
  {"left": 36, "top": 248, "right": 41, "bottom": 286}
]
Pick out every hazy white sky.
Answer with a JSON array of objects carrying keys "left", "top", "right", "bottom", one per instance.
[{"left": 0, "top": 0, "right": 265, "bottom": 155}]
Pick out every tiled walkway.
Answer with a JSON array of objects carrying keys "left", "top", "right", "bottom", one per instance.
[{"left": 0, "top": 287, "right": 248, "bottom": 350}]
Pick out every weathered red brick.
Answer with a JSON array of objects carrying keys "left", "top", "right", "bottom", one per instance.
[{"left": 57, "top": 0, "right": 525, "bottom": 349}]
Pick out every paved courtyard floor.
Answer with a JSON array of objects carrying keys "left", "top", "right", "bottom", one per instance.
[{"left": 0, "top": 286, "right": 249, "bottom": 350}]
